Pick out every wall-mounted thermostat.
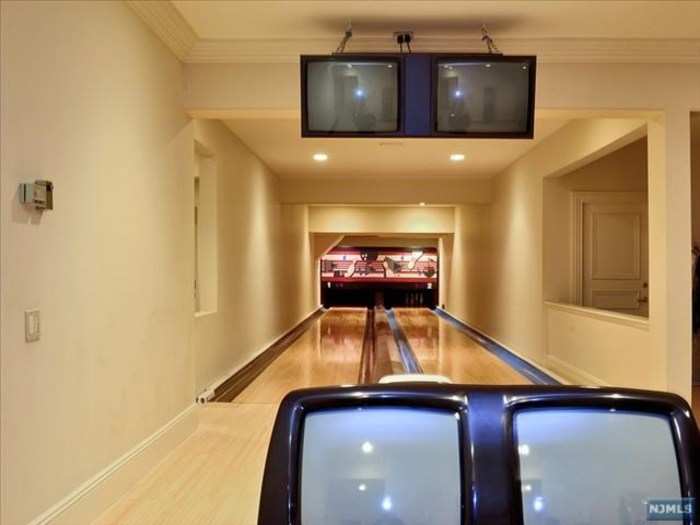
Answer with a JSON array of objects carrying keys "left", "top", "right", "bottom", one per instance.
[
  {"left": 25, "top": 309, "right": 41, "bottom": 342},
  {"left": 19, "top": 180, "right": 53, "bottom": 210}
]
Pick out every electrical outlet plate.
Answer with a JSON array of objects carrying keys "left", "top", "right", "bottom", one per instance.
[{"left": 25, "top": 310, "right": 40, "bottom": 342}]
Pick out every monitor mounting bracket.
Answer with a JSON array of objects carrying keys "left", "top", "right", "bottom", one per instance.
[
  {"left": 334, "top": 22, "right": 353, "bottom": 54},
  {"left": 481, "top": 24, "right": 502, "bottom": 54}
]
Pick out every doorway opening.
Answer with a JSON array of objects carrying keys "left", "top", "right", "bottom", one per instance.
[{"left": 543, "top": 137, "right": 650, "bottom": 318}]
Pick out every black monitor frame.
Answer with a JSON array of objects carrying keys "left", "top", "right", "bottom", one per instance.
[
  {"left": 300, "top": 54, "right": 404, "bottom": 138},
  {"left": 300, "top": 53, "right": 537, "bottom": 139},
  {"left": 431, "top": 54, "right": 537, "bottom": 139},
  {"left": 258, "top": 384, "right": 699, "bottom": 525}
]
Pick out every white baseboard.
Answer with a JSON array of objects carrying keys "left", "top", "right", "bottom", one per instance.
[
  {"left": 545, "top": 354, "right": 609, "bottom": 386},
  {"left": 29, "top": 403, "right": 199, "bottom": 525}
]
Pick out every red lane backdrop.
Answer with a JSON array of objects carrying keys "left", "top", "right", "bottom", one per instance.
[{"left": 321, "top": 247, "right": 438, "bottom": 284}]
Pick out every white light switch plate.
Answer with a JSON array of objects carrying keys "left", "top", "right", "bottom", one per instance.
[{"left": 25, "top": 309, "right": 40, "bottom": 342}]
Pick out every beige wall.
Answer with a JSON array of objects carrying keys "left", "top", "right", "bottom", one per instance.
[
  {"left": 280, "top": 178, "right": 491, "bottom": 205},
  {"left": 544, "top": 303, "right": 653, "bottom": 387},
  {"left": 0, "top": 3, "right": 316, "bottom": 524},
  {"left": 543, "top": 138, "right": 648, "bottom": 303},
  {"left": 444, "top": 119, "right": 659, "bottom": 385},
  {"left": 440, "top": 206, "right": 490, "bottom": 322},
  {"left": 1, "top": 2, "right": 194, "bottom": 524},
  {"left": 308, "top": 206, "right": 455, "bottom": 234},
  {"left": 469, "top": 118, "right": 688, "bottom": 394},
  {"left": 191, "top": 120, "right": 317, "bottom": 394},
  {"left": 184, "top": 63, "right": 700, "bottom": 115},
  {"left": 279, "top": 204, "right": 316, "bottom": 333}
]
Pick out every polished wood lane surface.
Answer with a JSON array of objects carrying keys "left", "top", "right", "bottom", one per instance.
[
  {"left": 394, "top": 308, "right": 531, "bottom": 385},
  {"left": 234, "top": 307, "right": 366, "bottom": 404},
  {"left": 94, "top": 308, "right": 367, "bottom": 525}
]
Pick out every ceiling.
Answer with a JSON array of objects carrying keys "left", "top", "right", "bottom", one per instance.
[
  {"left": 225, "top": 117, "right": 570, "bottom": 179},
  {"left": 126, "top": 1, "right": 695, "bottom": 179},
  {"left": 128, "top": 1, "right": 700, "bottom": 63},
  {"left": 172, "top": 1, "right": 700, "bottom": 41}
]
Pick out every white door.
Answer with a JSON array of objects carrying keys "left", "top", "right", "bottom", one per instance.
[{"left": 580, "top": 194, "right": 648, "bottom": 317}]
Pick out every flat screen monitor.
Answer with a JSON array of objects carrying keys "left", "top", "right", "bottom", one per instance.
[
  {"left": 434, "top": 56, "right": 536, "bottom": 138},
  {"left": 515, "top": 408, "right": 682, "bottom": 525},
  {"left": 300, "top": 407, "right": 461, "bottom": 525},
  {"left": 302, "top": 56, "right": 401, "bottom": 136}
]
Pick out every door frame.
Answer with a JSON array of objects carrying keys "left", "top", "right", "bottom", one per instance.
[{"left": 570, "top": 191, "right": 647, "bottom": 305}]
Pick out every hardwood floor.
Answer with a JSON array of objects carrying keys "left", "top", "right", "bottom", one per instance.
[
  {"left": 393, "top": 308, "right": 531, "bottom": 385},
  {"left": 93, "top": 403, "right": 277, "bottom": 525},
  {"left": 93, "top": 308, "right": 367, "bottom": 525}
]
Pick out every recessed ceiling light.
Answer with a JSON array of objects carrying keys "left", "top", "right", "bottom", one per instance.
[
  {"left": 313, "top": 153, "right": 328, "bottom": 162},
  {"left": 419, "top": 202, "right": 426, "bottom": 206},
  {"left": 450, "top": 153, "right": 465, "bottom": 162}
]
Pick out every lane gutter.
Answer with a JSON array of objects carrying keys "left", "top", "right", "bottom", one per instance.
[
  {"left": 385, "top": 309, "right": 423, "bottom": 374},
  {"left": 358, "top": 307, "right": 376, "bottom": 384},
  {"left": 433, "top": 308, "right": 560, "bottom": 385}
]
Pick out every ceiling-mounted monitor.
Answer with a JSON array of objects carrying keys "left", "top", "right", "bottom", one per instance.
[
  {"left": 300, "top": 53, "right": 536, "bottom": 138},
  {"left": 301, "top": 55, "right": 401, "bottom": 136},
  {"left": 434, "top": 55, "right": 536, "bottom": 138}
]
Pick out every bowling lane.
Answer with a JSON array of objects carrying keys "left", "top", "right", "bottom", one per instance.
[
  {"left": 94, "top": 307, "right": 368, "bottom": 525},
  {"left": 393, "top": 308, "right": 531, "bottom": 384},
  {"left": 234, "top": 307, "right": 367, "bottom": 404}
]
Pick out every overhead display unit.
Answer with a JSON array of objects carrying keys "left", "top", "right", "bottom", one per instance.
[
  {"left": 434, "top": 55, "right": 536, "bottom": 138},
  {"left": 300, "top": 53, "right": 536, "bottom": 139},
  {"left": 301, "top": 55, "right": 402, "bottom": 136}
]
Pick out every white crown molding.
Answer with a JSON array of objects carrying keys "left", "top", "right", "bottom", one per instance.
[
  {"left": 124, "top": 1, "right": 700, "bottom": 64},
  {"left": 184, "top": 36, "right": 700, "bottom": 64},
  {"left": 125, "top": 0, "right": 198, "bottom": 60}
]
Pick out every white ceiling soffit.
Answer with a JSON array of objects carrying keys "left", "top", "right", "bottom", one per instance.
[
  {"left": 127, "top": 1, "right": 700, "bottom": 64},
  {"left": 224, "top": 117, "right": 570, "bottom": 180}
]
